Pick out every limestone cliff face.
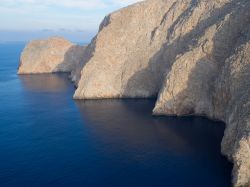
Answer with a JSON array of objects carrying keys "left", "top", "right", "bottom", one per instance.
[
  {"left": 18, "top": 37, "right": 86, "bottom": 74},
  {"left": 73, "top": 0, "right": 250, "bottom": 186},
  {"left": 74, "top": 0, "right": 244, "bottom": 99},
  {"left": 74, "top": 0, "right": 190, "bottom": 99},
  {"left": 215, "top": 41, "right": 250, "bottom": 187}
]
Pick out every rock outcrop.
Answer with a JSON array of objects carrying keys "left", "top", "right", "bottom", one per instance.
[
  {"left": 18, "top": 0, "right": 250, "bottom": 186},
  {"left": 18, "top": 37, "right": 86, "bottom": 74},
  {"left": 73, "top": 0, "right": 250, "bottom": 186}
]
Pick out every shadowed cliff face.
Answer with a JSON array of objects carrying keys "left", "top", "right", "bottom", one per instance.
[
  {"left": 19, "top": 73, "right": 70, "bottom": 92},
  {"left": 55, "top": 45, "right": 86, "bottom": 73}
]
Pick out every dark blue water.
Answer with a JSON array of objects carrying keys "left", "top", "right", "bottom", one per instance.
[{"left": 0, "top": 42, "right": 232, "bottom": 187}]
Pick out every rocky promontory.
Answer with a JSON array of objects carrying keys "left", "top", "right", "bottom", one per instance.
[
  {"left": 18, "top": 0, "right": 250, "bottom": 186},
  {"left": 18, "top": 37, "right": 86, "bottom": 75}
]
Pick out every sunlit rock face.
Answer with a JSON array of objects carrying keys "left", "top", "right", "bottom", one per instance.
[
  {"left": 74, "top": 0, "right": 183, "bottom": 99},
  {"left": 73, "top": 0, "right": 250, "bottom": 186},
  {"left": 74, "top": 0, "right": 249, "bottom": 100},
  {"left": 18, "top": 37, "right": 86, "bottom": 75}
]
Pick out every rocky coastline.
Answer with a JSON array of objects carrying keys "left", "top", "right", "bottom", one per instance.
[{"left": 18, "top": 0, "right": 250, "bottom": 186}]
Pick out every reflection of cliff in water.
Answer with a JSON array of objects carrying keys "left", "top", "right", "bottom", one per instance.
[
  {"left": 75, "top": 99, "right": 228, "bottom": 157},
  {"left": 19, "top": 73, "right": 72, "bottom": 92}
]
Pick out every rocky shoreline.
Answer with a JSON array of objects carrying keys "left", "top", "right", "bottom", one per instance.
[{"left": 18, "top": 0, "right": 250, "bottom": 186}]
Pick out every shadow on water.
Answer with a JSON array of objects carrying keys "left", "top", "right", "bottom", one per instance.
[
  {"left": 18, "top": 73, "right": 72, "bottom": 92},
  {"left": 75, "top": 99, "right": 233, "bottom": 187}
]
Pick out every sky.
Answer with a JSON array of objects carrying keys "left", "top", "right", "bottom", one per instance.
[{"left": 0, "top": 0, "right": 142, "bottom": 42}]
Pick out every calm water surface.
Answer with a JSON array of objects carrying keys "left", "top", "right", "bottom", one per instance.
[{"left": 0, "top": 43, "right": 232, "bottom": 187}]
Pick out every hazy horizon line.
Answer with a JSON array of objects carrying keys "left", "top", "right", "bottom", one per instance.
[{"left": 0, "top": 29, "right": 97, "bottom": 43}]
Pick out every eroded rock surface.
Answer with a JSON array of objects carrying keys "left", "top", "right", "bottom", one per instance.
[
  {"left": 73, "top": 0, "right": 250, "bottom": 186},
  {"left": 74, "top": 0, "right": 183, "bottom": 99},
  {"left": 18, "top": 37, "right": 86, "bottom": 74},
  {"left": 216, "top": 41, "right": 250, "bottom": 187}
]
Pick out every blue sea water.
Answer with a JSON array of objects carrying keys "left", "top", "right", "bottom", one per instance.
[{"left": 0, "top": 42, "right": 232, "bottom": 187}]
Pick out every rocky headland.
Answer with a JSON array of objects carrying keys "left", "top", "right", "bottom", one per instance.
[
  {"left": 18, "top": 0, "right": 250, "bottom": 186},
  {"left": 18, "top": 37, "right": 86, "bottom": 75}
]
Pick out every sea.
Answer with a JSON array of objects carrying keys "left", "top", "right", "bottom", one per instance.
[{"left": 0, "top": 42, "right": 232, "bottom": 187}]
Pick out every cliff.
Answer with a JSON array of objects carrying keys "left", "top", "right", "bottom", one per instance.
[
  {"left": 18, "top": 0, "right": 250, "bottom": 186},
  {"left": 18, "top": 37, "right": 86, "bottom": 75},
  {"left": 73, "top": 0, "right": 250, "bottom": 186}
]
